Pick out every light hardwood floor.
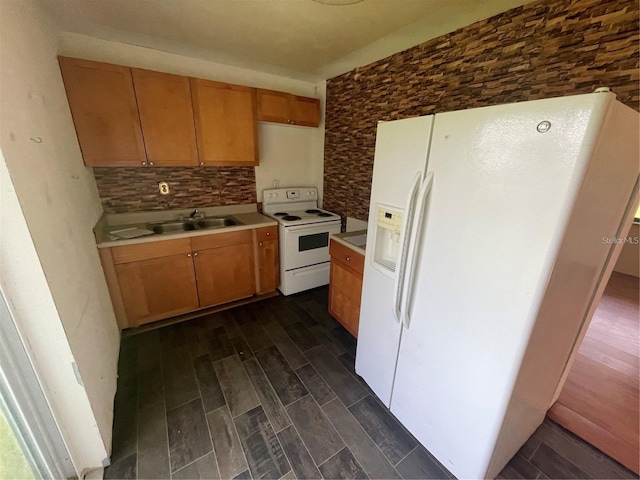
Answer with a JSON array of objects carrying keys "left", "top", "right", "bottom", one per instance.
[{"left": 548, "top": 272, "right": 639, "bottom": 474}]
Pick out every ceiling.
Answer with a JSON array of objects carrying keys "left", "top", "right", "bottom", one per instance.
[{"left": 40, "top": 0, "right": 532, "bottom": 82}]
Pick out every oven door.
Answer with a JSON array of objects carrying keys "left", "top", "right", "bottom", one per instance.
[{"left": 282, "top": 221, "right": 342, "bottom": 271}]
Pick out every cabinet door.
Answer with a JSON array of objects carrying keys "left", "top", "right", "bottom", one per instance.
[
  {"left": 290, "top": 95, "right": 321, "bottom": 127},
  {"left": 191, "top": 78, "right": 259, "bottom": 166},
  {"left": 255, "top": 226, "right": 279, "bottom": 294},
  {"left": 115, "top": 253, "right": 199, "bottom": 327},
  {"left": 329, "top": 260, "right": 362, "bottom": 337},
  {"left": 132, "top": 68, "right": 199, "bottom": 166},
  {"left": 58, "top": 57, "right": 146, "bottom": 167},
  {"left": 256, "top": 89, "right": 290, "bottom": 124},
  {"left": 194, "top": 243, "right": 256, "bottom": 307},
  {"left": 257, "top": 238, "right": 279, "bottom": 293}
]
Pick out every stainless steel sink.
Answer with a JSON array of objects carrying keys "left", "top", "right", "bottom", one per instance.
[
  {"left": 149, "top": 221, "right": 197, "bottom": 234},
  {"left": 197, "top": 217, "right": 236, "bottom": 229},
  {"left": 147, "top": 216, "right": 237, "bottom": 234}
]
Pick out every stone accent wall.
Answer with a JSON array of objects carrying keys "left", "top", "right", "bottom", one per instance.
[
  {"left": 94, "top": 167, "right": 257, "bottom": 213},
  {"left": 323, "top": 0, "right": 639, "bottom": 222}
]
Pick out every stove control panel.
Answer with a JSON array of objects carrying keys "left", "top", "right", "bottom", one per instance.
[{"left": 263, "top": 187, "right": 318, "bottom": 204}]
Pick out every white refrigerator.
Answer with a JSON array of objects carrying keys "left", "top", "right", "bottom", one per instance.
[{"left": 355, "top": 90, "right": 639, "bottom": 479}]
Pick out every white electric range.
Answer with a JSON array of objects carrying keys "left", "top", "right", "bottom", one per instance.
[{"left": 262, "top": 187, "right": 341, "bottom": 295}]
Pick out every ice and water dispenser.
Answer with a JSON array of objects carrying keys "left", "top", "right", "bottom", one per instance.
[{"left": 372, "top": 205, "right": 403, "bottom": 277}]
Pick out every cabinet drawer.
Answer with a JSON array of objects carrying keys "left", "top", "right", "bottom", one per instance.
[
  {"left": 330, "top": 239, "right": 364, "bottom": 274},
  {"left": 191, "top": 229, "right": 253, "bottom": 251},
  {"left": 112, "top": 238, "right": 192, "bottom": 264},
  {"left": 256, "top": 225, "right": 278, "bottom": 243}
]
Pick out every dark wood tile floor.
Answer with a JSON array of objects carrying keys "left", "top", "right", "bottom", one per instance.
[{"left": 106, "top": 287, "right": 636, "bottom": 480}]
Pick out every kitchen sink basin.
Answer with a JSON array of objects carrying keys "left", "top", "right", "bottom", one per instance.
[
  {"left": 149, "top": 221, "right": 197, "bottom": 234},
  {"left": 147, "top": 216, "right": 238, "bottom": 234},
  {"left": 197, "top": 217, "right": 236, "bottom": 229}
]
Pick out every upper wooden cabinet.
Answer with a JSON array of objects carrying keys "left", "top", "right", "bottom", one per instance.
[
  {"left": 191, "top": 79, "right": 259, "bottom": 167},
  {"left": 257, "top": 89, "right": 321, "bottom": 127},
  {"left": 59, "top": 57, "right": 317, "bottom": 167},
  {"left": 131, "top": 68, "right": 199, "bottom": 166},
  {"left": 58, "top": 57, "right": 146, "bottom": 167}
]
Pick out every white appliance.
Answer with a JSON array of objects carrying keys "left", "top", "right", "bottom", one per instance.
[
  {"left": 262, "top": 187, "right": 341, "bottom": 295},
  {"left": 355, "top": 90, "right": 639, "bottom": 479}
]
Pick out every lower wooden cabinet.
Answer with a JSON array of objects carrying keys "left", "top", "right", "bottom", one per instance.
[
  {"left": 255, "top": 226, "right": 279, "bottom": 294},
  {"left": 100, "top": 226, "right": 278, "bottom": 329},
  {"left": 116, "top": 253, "right": 200, "bottom": 326},
  {"left": 329, "top": 239, "right": 364, "bottom": 337},
  {"left": 192, "top": 230, "right": 256, "bottom": 307}
]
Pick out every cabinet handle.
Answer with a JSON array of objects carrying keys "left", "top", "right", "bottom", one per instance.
[
  {"left": 149, "top": 161, "right": 154, "bottom": 166},
  {"left": 259, "top": 242, "right": 263, "bottom": 246},
  {"left": 346, "top": 257, "right": 351, "bottom": 261},
  {"left": 193, "top": 252, "right": 199, "bottom": 257},
  {"left": 142, "top": 161, "right": 147, "bottom": 166},
  {"left": 199, "top": 162, "right": 204, "bottom": 166},
  {"left": 266, "top": 232, "right": 270, "bottom": 236},
  {"left": 187, "top": 253, "right": 191, "bottom": 257}
]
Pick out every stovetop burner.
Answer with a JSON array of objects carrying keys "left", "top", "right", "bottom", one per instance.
[
  {"left": 283, "top": 215, "right": 301, "bottom": 221},
  {"left": 318, "top": 213, "right": 333, "bottom": 217},
  {"left": 274, "top": 212, "right": 288, "bottom": 216},
  {"left": 305, "top": 209, "right": 322, "bottom": 214}
]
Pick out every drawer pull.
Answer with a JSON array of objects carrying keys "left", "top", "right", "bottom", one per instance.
[
  {"left": 187, "top": 253, "right": 191, "bottom": 257},
  {"left": 346, "top": 256, "right": 351, "bottom": 261},
  {"left": 266, "top": 232, "right": 271, "bottom": 236},
  {"left": 193, "top": 252, "right": 199, "bottom": 257}
]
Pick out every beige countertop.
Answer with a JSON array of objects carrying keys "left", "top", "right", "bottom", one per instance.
[
  {"left": 331, "top": 229, "right": 367, "bottom": 256},
  {"left": 95, "top": 204, "right": 277, "bottom": 248}
]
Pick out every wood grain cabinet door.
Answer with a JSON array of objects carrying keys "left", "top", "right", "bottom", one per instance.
[
  {"left": 329, "top": 241, "right": 364, "bottom": 337},
  {"left": 256, "top": 89, "right": 290, "bottom": 124},
  {"left": 255, "top": 226, "right": 279, "bottom": 293},
  {"left": 58, "top": 57, "right": 146, "bottom": 167},
  {"left": 290, "top": 95, "right": 321, "bottom": 127},
  {"left": 131, "top": 68, "right": 199, "bottom": 166},
  {"left": 193, "top": 243, "right": 256, "bottom": 307},
  {"left": 115, "top": 253, "right": 199, "bottom": 327},
  {"left": 257, "top": 89, "right": 321, "bottom": 127},
  {"left": 190, "top": 78, "right": 259, "bottom": 166},
  {"left": 329, "top": 260, "right": 362, "bottom": 338}
]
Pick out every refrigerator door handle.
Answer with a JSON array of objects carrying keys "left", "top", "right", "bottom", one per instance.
[
  {"left": 400, "top": 171, "right": 434, "bottom": 329},
  {"left": 392, "top": 171, "right": 422, "bottom": 323}
]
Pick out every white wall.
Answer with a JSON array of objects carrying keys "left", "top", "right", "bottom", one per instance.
[
  {"left": 58, "top": 32, "right": 327, "bottom": 203},
  {"left": 0, "top": 0, "right": 119, "bottom": 474}
]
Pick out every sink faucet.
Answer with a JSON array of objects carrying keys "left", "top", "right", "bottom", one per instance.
[{"left": 190, "top": 209, "right": 200, "bottom": 219}]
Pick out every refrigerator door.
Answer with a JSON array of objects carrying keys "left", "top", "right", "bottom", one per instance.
[
  {"left": 356, "top": 115, "right": 433, "bottom": 406},
  {"left": 389, "top": 94, "right": 611, "bottom": 479}
]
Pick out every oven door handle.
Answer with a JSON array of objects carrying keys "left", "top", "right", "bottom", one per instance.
[{"left": 284, "top": 222, "right": 340, "bottom": 234}]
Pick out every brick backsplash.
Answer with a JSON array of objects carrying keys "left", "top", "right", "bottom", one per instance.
[
  {"left": 94, "top": 167, "right": 257, "bottom": 213},
  {"left": 323, "top": 0, "right": 639, "bottom": 222}
]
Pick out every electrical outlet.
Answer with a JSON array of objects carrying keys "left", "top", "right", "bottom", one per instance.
[
  {"left": 159, "top": 182, "right": 170, "bottom": 195},
  {"left": 273, "top": 179, "right": 279, "bottom": 188}
]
